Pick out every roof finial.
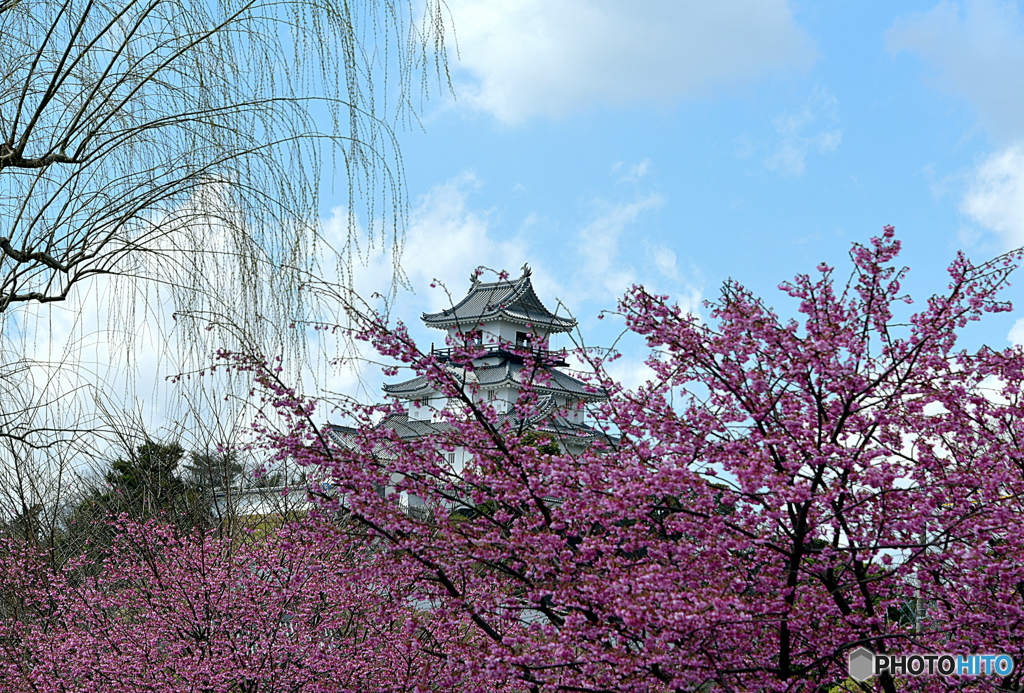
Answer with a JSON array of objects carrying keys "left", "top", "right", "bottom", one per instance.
[
  {"left": 470, "top": 268, "right": 482, "bottom": 285},
  {"left": 521, "top": 263, "right": 532, "bottom": 278}
]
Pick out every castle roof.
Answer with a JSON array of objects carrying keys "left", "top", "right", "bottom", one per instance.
[
  {"left": 421, "top": 266, "right": 576, "bottom": 333},
  {"left": 382, "top": 357, "right": 605, "bottom": 401},
  {"left": 329, "top": 395, "right": 616, "bottom": 454}
]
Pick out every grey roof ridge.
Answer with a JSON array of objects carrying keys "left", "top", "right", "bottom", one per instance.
[
  {"left": 384, "top": 378, "right": 597, "bottom": 399},
  {"left": 382, "top": 377, "right": 431, "bottom": 394},
  {"left": 422, "top": 307, "right": 576, "bottom": 331},
  {"left": 421, "top": 270, "right": 576, "bottom": 332},
  {"left": 329, "top": 399, "right": 619, "bottom": 449},
  {"left": 382, "top": 363, "right": 606, "bottom": 400}
]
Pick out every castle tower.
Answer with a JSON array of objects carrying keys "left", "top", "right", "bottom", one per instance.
[
  {"left": 381, "top": 266, "right": 605, "bottom": 438},
  {"left": 329, "top": 266, "right": 610, "bottom": 516}
]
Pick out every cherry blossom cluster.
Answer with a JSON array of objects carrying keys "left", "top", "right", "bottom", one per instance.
[{"left": 3, "top": 228, "right": 1023, "bottom": 693}]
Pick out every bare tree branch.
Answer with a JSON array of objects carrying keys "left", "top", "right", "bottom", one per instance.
[{"left": 0, "top": 0, "right": 452, "bottom": 559}]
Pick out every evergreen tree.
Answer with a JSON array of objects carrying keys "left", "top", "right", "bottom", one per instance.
[
  {"left": 104, "top": 441, "right": 188, "bottom": 520},
  {"left": 182, "top": 451, "right": 244, "bottom": 491},
  {"left": 58, "top": 441, "right": 204, "bottom": 569}
]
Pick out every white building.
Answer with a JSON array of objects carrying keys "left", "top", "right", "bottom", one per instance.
[{"left": 330, "top": 266, "right": 612, "bottom": 515}]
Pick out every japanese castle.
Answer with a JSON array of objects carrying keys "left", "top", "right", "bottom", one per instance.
[{"left": 333, "top": 266, "right": 608, "bottom": 461}]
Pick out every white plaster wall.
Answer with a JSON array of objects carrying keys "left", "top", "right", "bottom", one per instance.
[
  {"left": 497, "top": 386, "right": 518, "bottom": 404},
  {"left": 476, "top": 387, "right": 512, "bottom": 413},
  {"left": 494, "top": 321, "right": 553, "bottom": 346},
  {"left": 446, "top": 447, "right": 468, "bottom": 475},
  {"left": 446, "top": 325, "right": 482, "bottom": 343},
  {"left": 409, "top": 395, "right": 435, "bottom": 421},
  {"left": 564, "top": 401, "right": 584, "bottom": 424},
  {"left": 446, "top": 319, "right": 553, "bottom": 348},
  {"left": 409, "top": 400, "right": 430, "bottom": 420},
  {"left": 495, "top": 321, "right": 521, "bottom": 344},
  {"left": 410, "top": 394, "right": 452, "bottom": 421}
]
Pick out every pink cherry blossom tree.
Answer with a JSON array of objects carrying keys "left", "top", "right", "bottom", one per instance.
[
  {"left": 246, "top": 226, "right": 1024, "bottom": 692},
  {"left": 3, "top": 226, "right": 1024, "bottom": 693},
  {"left": 0, "top": 514, "right": 497, "bottom": 692}
]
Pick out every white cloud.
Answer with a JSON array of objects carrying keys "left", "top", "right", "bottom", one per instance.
[
  {"left": 328, "top": 173, "right": 568, "bottom": 343},
  {"left": 888, "top": 3, "right": 1024, "bottom": 250},
  {"left": 763, "top": 88, "right": 842, "bottom": 177},
  {"left": 888, "top": 5, "right": 1024, "bottom": 248},
  {"left": 321, "top": 172, "right": 707, "bottom": 402},
  {"left": 390, "top": 173, "right": 566, "bottom": 313},
  {"left": 4, "top": 268, "right": 249, "bottom": 463},
  {"left": 1009, "top": 317, "right": 1024, "bottom": 345},
  {"left": 629, "top": 159, "right": 650, "bottom": 181},
  {"left": 960, "top": 144, "right": 1024, "bottom": 247},
  {"left": 401, "top": 175, "right": 528, "bottom": 307},
  {"left": 383, "top": 175, "right": 698, "bottom": 323},
  {"left": 445, "top": 0, "right": 816, "bottom": 123},
  {"left": 612, "top": 158, "right": 653, "bottom": 184},
  {"left": 650, "top": 243, "right": 680, "bottom": 282},
  {"left": 887, "top": 0, "right": 1024, "bottom": 143},
  {"left": 573, "top": 194, "right": 664, "bottom": 302},
  {"left": 603, "top": 353, "right": 658, "bottom": 394}
]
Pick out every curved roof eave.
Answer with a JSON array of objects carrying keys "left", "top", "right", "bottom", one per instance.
[
  {"left": 421, "top": 270, "right": 577, "bottom": 333},
  {"left": 423, "top": 309, "right": 576, "bottom": 333}
]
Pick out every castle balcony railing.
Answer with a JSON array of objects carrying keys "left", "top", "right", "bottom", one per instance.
[{"left": 429, "top": 342, "right": 569, "bottom": 367}]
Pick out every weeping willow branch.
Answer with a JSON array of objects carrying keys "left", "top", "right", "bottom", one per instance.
[{"left": 0, "top": 0, "right": 451, "bottom": 538}]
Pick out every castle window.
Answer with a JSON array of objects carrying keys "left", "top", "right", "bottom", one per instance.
[{"left": 516, "top": 331, "right": 531, "bottom": 347}]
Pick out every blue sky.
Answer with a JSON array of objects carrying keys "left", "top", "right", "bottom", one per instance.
[
  {"left": 326, "top": 0, "right": 1024, "bottom": 395},
  {"left": 32, "top": 1, "right": 1024, "bottom": 428}
]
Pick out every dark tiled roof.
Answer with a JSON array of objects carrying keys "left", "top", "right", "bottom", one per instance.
[
  {"left": 329, "top": 418, "right": 456, "bottom": 460},
  {"left": 329, "top": 395, "right": 617, "bottom": 453},
  {"left": 422, "top": 268, "right": 576, "bottom": 333},
  {"left": 379, "top": 416, "right": 453, "bottom": 440},
  {"left": 382, "top": 357, "right": 606, "bottom": 400},
  {"left": 381, "top": 374, "right": 432, "bottom": 396},
  {"left": 504, "top": 395, "right": 617, "bottom": 447}
]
